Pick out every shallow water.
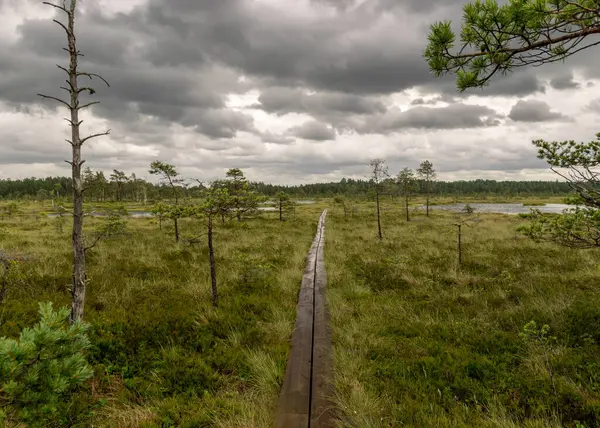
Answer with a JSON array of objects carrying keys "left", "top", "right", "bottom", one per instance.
[
  {"left": 426, "top": 203, "right": 575, "bottom": 215},
  {"left": 46, "top": 200, "right": 316, "bottom": 217}
]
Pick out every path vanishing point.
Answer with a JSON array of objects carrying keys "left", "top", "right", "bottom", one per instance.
[{"left": 275, "top": 209, "right": 334, "bottom": 428}]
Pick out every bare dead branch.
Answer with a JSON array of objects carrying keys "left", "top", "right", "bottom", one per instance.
[
  {"left": 52, "top": 19, "right": 70, "bottom": 36},
  {"left": 80, "top": 130, "right": 111, "bottom": 145},
  {"left": 78, "top": 101, "right": 100, "bottom": 110},
  {"left": 37, "top": 93, "right": 71, "bottom": 109},
  {"left": 77, "top": 86, "right": 97, "bottom": 95},
  {"left": 77, "top": 72, "right": 110, "bottom": 87},
  {"left": 84, "top": 234, "right": 103, "bottom": 253},
  {"left": 42, "top": 1, "right": 69, "bottom": 13},
  {"left": 64, "top": 118, "right": 83, "bottom": 126},
  {"left": 56, "top": 64, "right": 69, "bottom": 75}
]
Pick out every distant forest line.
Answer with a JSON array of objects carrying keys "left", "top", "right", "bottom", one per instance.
[{"left": 0, "top": 174, "right": 573, "bottom": 201}]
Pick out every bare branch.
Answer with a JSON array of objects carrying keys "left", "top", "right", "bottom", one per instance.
[
  {"left": 52, "top": 19, "right": 70, "bottom": 37},
  {"left": 37, "top": 93, "right": 71, "bottom": 109},
  {"left": 77, "top": 72, "right": 110, "bottom": 87},
  {"left": 84, "top": 234, "right": 103, "bottom": 253},
  {"left": 77, "top": 86, "right": 97, "bottom": 95},
  {"left": 64, "top": 118, "right": 83, "bottom": 126},
  {"left": 42, "top": 1, "right": 69, "bottom": 13},
  {"left": 56, "top": 64, "right": 70, "bottom": 76},
  {"left": 80, "top": 130, "right": 111, "bottom": 145},
  {"left": 78, "top": 101, "right": 100, "bottom": 110}
]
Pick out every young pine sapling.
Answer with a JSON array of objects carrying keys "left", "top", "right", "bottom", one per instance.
[
  {"left": 397, "top": 167, "right": 418, "bottom": 222},
  {"left": 276, "top": 191, "right": 294, "bottom": 221},
  {"left": 370, "top": 159, "right": 389, "bottom": 240},
  {"left": 149, "top": 161, "right": 184, "bottom": 242},
  {"left": 417, "top": 160, "right": 437, "bottom": 216}
]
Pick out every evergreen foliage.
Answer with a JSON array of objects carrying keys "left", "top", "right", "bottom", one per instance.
[
  {"left": 0, "top": 302, "right": 92, "bottom": 426},
  {"left": 425, "top": 0, "right": 600, "bottom": 91}
]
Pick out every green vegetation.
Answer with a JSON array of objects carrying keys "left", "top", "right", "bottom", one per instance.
[
  {"left": 525, "top": 133, "right": 600, "bottom": 247},
  {"left": 0, "top": 176, "right": 574, "bottom": 201},
  {"left": 0, "top": 203, "right": 323, "bottom": 426},
  {"left": 425, "top": 0, "right": 600, "bottom": 91},
  {"left": 424, "top": 0, "right": 600, "bottom": 250},
  {"left": 0, "top": 302, "right": 92, "bottom": 426},
  {"left": 326, "top": 201, "right": 600, "bottom": 427}
]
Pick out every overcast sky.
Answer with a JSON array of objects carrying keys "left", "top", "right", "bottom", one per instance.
[{"left": 0, "top": 0, "right": 598, "bottom": 184}]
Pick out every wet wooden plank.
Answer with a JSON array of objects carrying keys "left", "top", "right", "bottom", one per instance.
[
  {"left": 311, "top": 211, "right": 334, "bottom": 428},
  {"left": 275, "top": 210, "right": 332, "bottom": 428}
]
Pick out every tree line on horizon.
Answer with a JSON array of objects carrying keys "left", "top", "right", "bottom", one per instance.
[{"left": 0, "top": 174, "right": 574, "bottom": 201}]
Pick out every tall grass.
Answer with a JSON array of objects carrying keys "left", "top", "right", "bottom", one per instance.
[
  {"left": 0, "top": 205, "right": 323, "bottom": 426},
  {"left": 326, "top": 201, "right": 600, "bottom": 427}
]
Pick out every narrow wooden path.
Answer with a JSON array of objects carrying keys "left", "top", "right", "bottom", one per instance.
[{"left": 275, "top": 209, "right": 333, "bottom": 428}]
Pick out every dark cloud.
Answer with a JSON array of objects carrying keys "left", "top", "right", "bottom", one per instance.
[
  {"left": 410, "top": 97, "right": 442, "bottom": 106},
  {"left": 508, "top": 100, "right": 571, "bottom": 122},
  {"left": 549, "top": 73, "right": 580, "bottom": 90},
  {"left": 289, "top": 121, "right": 337, "bottom": 141},
  {"left": 120, "top": 0, "right": 484, "bottom": 96},
  {"left": 586, "top": 98, "right": 600, "bottom": 114},
  {"left": 0, "top": 0, "right": 596, "bottom": 184},
  {"left": 0, "top": 2, "right": 255, "bottom": 141},
  {"left": 255, "top": 87, "right": 387, "bottom": 117},
  {"left": 360, "top": 103, "right": 503, "bottom": 133},
  {"left": 420, "top": 71, "right": 547, "bottom": 98}
]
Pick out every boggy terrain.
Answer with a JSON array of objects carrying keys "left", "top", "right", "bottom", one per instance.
[
  {"left": 2, "top": 199, "right": 600, "bottom": 427},
  {"left": 327, "top": 202, "right": 600, "bottom": 427},
  {"left": 0, "top": 202, "right": 324, "bottom": 427}
]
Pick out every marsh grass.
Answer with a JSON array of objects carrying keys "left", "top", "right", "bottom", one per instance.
[
  {"left": 0, "top": 204, "right": 325, "bottom": 426},
  {"left": 326, "top": 201, "right": 600, "bottom": 427}
]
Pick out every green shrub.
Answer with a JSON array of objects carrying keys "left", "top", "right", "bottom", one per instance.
[{"left": 0, "top": 302, "right": 93, "bottom": 426}]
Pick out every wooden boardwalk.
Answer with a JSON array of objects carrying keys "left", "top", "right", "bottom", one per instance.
[{"left": 275, "top": 210, "right": 334, "bottom": 428}]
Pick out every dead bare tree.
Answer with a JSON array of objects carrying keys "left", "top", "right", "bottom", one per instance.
[
  {"left": 38, "top": 0, "right": 110, "bottom": 323},
  {"left": 452, "top": 205, "right": 479, "bottom": 270}
]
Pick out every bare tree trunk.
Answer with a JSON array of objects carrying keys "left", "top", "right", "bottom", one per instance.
[
  {"left": 426, "top": 184, "right": 430, "bottom": 217},
  {"left": 405, "top": 195, "right": 410, "bottom": 222},
  {"left": 38, "top": 0, "right": 110, "bottom": 323},
  {"left": 457, "top": 224, "right": 462, "bottom": 267},
  {"left": 279, "top": 200, "right": 283, "bottom": 221},
  {"left": 174, "top": 218, "right": 179, "bottom": 242},
  {"left": 0, "top": 263, "right": 9, "bottom": 306},
  {"left": 208, "top": 214, "right": 218, "bottom": 307},
  {"left": 66, "top": 2, "right": 85, "bottom": 324},
  {"left": 376, "top": 191, "right": 382, "bottom": 240}
]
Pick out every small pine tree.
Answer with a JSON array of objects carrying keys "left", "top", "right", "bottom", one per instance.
[
  {"left": 0, "top": 302, "right": 93, "bottom": 426},
  {"left": 397, "top": 167, "right": 418, "bottom": 222},
  {"left": 276, "top": 192, "right": 295, "bottom": 221}
]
